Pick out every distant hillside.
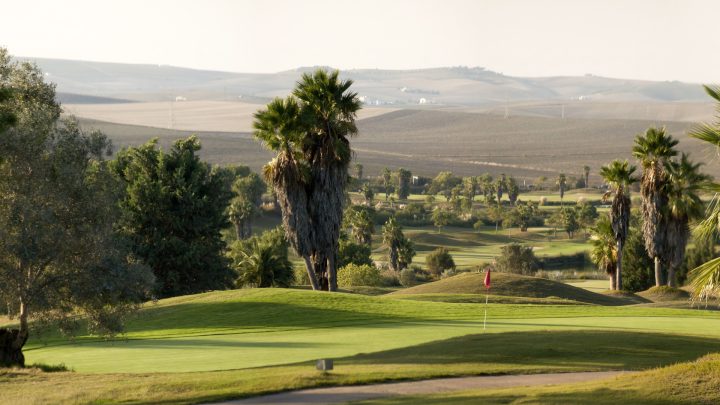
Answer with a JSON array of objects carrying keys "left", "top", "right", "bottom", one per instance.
[{"left": 21, "top": 57, "right": 713, "bottom": 117}]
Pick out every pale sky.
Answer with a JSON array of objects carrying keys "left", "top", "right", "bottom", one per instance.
[{"left": 1, "top": 0, "right": 719, "bottom": 82}]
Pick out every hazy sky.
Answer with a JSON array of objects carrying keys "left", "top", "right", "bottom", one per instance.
[{"left": 2, "top": 0, "right": 719, "bottom": 82}]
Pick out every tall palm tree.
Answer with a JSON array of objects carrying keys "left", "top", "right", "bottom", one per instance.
[
  {"left": 583, "top": 165, "right": 591, "bottom": 189},
  {"left": 590, "top": 215, "right": 618, "bottom": 290},
  {"left": 382, "top": 216, "right": 403, "bottom": 271},
  {"left": 557, "top": 173, "right": 567, "bottom": 206},
  {"left": 600, "top": 160, "right": 638, "bottom": 290},
  {"left": 664, "top": 154, "right": 710, "bottom": 287},
  {"left": 293, "top": 69, "right": 361, "bottom": 291},
  {"left": 687, "top": 85, "right": 720, "bottom": 300},
  {"left": 632, "top": 127, "right": 678, "bottom": 286},
  {"left": 254, "top": 97, "right": 319, "bottom": 290},
  {"left": 345, "top": 207, "right": 374, "bottom": 246}
]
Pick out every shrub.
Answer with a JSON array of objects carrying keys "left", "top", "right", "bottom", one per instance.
[
  {"left": 229, "top": 227, "right": 294, "bottom": 288},
  {"left": 338, "top": 264, "right": 382, "bottom": 287},
  {"left": 399, "top": 268, "right": 419, "bottom": 287},
  {"left": 621, "top": 229, "right": 654, "bottom": 292},
  {"left": 426, "top": 247, "right": 456, "bottom": 276},
  {"left": 539, "top": 196, "right": 548, "bottom": 206},
  {"left": 495, "top": 243, "right": 539, "bottom": 275},
  {"left": 380, "top": 268, "right": 401, "bottom": 287}
]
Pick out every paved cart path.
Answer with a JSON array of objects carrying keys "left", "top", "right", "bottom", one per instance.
[{"left": 213, "top": 371, "right": 623, "bottom": 405}]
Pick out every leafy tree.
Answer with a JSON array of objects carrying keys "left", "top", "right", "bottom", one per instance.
[
  {"left": 560, "top": 208, "right": 580, "bottom": 239},
  {"left": 113, "top": 136, "right": 234, "bottom": 297},
  {"left": 487, "top": 204, "right": 505, "bottom": 232},
  {"left": 425, "top": 247, "right": 456, "bottom": 276},
  {"left": 432, "top": 208, "right": 453, "bottom": 232},
  {"left": 590, "top": 215, "right": 618, "bottom": 289},
  {"left": 504, "top": 201, "right": 539, "bottom": 232},
  {"left": 0, "top": 51, "right": 154, "bottom": 367},
  {"left": 228, "top": 171, "right": 265, "bottom": 239},
  {"left": 382, "top": 167, "right": 393, "bottom": 200},
  {"left": 677, "top": 236, "right": 716, "bottom": 286},
  {"left": 462, "top": 176, "right": 479, "bottom": 201},
  {"left": 575, "top": 201, "right": 599, "bottom": 237},
  {"left": 397, "top": 168, "right": 412, "bottom": 199},
  {"left": 664, "top": 154, "right": 710, "bottom": 287},
  {"left": 231, "top": 227, "right": 294, "bottom": 288},
  {"left": 495, "top": 243, "right": 539, "bottom": 275},
  {"left": 600, "top": 160, "right": 638, "bottom": 290},
  {"left": 506, "top": 176, "right": 520, "bottom": 206},
  {"left": 632, "top": 127, "right": 678, "bottom": 286},
  {"left": 428, "top": 171, "right": 461, "bottom": 201},
  {"left": 338, "top": 239, "right": 374, "bottom": 268},
  {"left": 254, "top": 69, "right": 361, "bottom": 291}
]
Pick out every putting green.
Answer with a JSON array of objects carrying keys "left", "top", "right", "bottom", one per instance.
[{"left": 22, "top": 289, "right": 720, "bottom": 373}]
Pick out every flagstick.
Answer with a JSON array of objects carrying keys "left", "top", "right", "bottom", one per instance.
[{"left": 483, "top": 290, "right": 488, "bottom": 331}]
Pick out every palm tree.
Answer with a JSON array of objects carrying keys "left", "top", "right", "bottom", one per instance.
[
  {"left": 345, "top": 207, "right": 374, "bottom": 246},
  {"left": 600, "top": 160, "right": 638, "bottom": 290},
  {"left": 583, "top": 165, "right": 591, "bottom": 189},
  {"left": 632, "top": 127, "right": 678, "bottom": 286},
  {"left": 557, "top": 173, "right": 567, "bottom": 206},
  {"left": 664, "top": 154, "right": 710, "bottom": 287},
  {"left": 382, "top": 168, "right": 392, "bottom": 200},
  {"left": 254, "top": 97, "right": 319, "bottom": 290},
  {"left": 292, "top": 69, "right": 362, "bottom": 291},
  {"left": 686, "top": 86, "right": 720, "bottom": 300},
  {"left": 590, "top": 215, "right": 618, "bottom": 290},
  {"left": 382, "top": 216, "right": 403, "bottom": 271}
]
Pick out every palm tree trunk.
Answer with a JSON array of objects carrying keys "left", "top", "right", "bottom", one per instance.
[
  {"left": 302, "top": 256, "right": 320, "bottom": 290},
  {"left": 609, "top": 272, "right": 617, "bottom": 291},
  {"left": 328, "top": 252, "right": 338, "bottom": 292},
  {"left": 654, "top": 257, "right": 663, "bottom": 286},
  {"left": 667, "top": 266, "right": 676, "bottom": 288},
  {"left": 616, "top": 240, "right": 623, "bottom": 291},
  {"left": 234, "top": 221, "right": 243, "bottom": 240}
]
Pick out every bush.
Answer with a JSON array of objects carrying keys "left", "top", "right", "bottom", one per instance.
[
  {"left": 495, "top": 243, "right": 539, "bottom": 275},
  {"left": 426, "top": 247, "right": 456, "bottom": 276},
  {"left": 338, "top": 240, "right": 373, "bottom": 268},
  {"left": 399, "top": 268, "right": 419, "bottom": 287},
  {"left": 379, "top": 268, "right": 401, "bottom": 287},
  {"left": 337, "top": 264, "right": 382, "bottom": 287},
  {"left": 229, "top": 227, "right": 294, "bottom": 288},
  {"left": 539, "top": 196, "right": 548, "bottom": 206}
]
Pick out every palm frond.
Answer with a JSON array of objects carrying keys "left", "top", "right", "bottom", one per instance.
[{"left": 688, "top": 256, "right": 720, "bottom": 303}]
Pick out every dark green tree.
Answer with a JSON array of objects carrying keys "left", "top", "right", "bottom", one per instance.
[
  {"left": 228, "top": 171, "right": 265, "bottom": 240},
  {"left": 397, "top": 168, "right": 412, "bottom": 200},
  {"left": 113, "top": 136, "right": 234, "bottom": 297}
]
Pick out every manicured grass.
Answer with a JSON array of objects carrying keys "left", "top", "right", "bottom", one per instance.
[
  {"left": 6, "top": 330, "right": 720, "bottom": 404},
  {"left": 390, "top": 272, "right": 628, "bottom": 305},
  {"left": 388, "top": 293, "right": 589, "bottom": 305},
  {"left": 351, "top": 353, "right": 720, "bottom": 405},
  {"left": 20, "top": 288, "right": 720, "bottom": 375}
]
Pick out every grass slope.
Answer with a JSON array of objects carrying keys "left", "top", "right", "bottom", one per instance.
[
  {"left": 390, "top": 272, "right": 628, "bottom": 305},
  {"left": 352, "top": 353, "right": 720, "bottom": 405}
]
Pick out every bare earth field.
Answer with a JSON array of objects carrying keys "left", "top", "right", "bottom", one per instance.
[
  {"left": 65, "top": 101, "right": 396, "bottom": 133},
  {"left": 73, "top": 104, "right": 720, "bottom": 181}
]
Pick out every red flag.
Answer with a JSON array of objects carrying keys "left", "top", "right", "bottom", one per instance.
[{"left": 484, "top": 268, "right": 491, "bottom": 290}]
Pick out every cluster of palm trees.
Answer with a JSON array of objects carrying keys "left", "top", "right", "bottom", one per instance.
[
  {"left": 253, "top": 69, "right": 361, "bottom": 291},
  {"left": 596, "top": 127, "right": 709, "bottom": 290}
]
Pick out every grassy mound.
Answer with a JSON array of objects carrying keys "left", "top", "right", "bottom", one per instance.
[
  {"left": 389, "top": 293, "right": 589, "bottom": 305},
  {"left": 389, "top": 272, "right": 630, "bottom": 305},
  {"left": 601, "top": 289, "right": 650, "bottom": 305},
  {"left": 638, "top": 286, "right": 691, "bottom": 302}
]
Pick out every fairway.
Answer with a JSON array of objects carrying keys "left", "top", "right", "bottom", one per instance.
[{"left": 20, "top": 289, "right": 720, "bottom": 374}]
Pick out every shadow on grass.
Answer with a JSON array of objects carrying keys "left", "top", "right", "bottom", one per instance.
[{"left": 341, "top": 330, "right": 720, "bottom": 371}]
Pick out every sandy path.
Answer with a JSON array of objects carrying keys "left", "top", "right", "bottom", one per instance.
[{"left": 212, "top": 371, "right": 623, "bottom": 405}]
